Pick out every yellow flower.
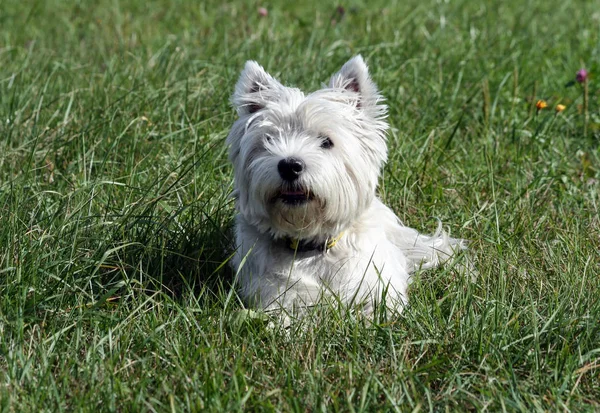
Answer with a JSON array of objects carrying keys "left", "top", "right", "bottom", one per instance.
[
  {"left": 555, "top": 104, "right": 566, "bottom": 113},
  {"left": 536, "top": 100, "right": 548, "bottom": 110}
]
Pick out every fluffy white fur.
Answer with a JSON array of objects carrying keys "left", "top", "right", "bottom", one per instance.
[{"left": 227, "top": 56, "right": 464, "bottom": 319}]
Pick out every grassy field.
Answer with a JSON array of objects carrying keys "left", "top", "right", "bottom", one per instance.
[{"left": 1, "top": 0, "right": 599, "bottom": 411}]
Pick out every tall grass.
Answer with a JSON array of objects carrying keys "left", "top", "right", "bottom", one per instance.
[{"left": 1, "top": 0, "right": 599, "bottom": 410}]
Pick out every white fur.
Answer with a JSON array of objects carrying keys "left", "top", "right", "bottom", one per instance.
[{"left": 227, "top": 56, "right": 465, "bottom": 319}]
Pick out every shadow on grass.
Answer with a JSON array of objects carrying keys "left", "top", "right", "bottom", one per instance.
[{"left": 91, "top": 186, "right": 236, "bottom": 304}]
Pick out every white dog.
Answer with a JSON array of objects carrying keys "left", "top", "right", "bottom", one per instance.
[{"left": 227, "top": 56, "right": 464, "bottom": 319}]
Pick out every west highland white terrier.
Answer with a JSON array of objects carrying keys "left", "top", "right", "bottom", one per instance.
[{"left": 227, "top": 56, "right": 464, "bottom": 320}]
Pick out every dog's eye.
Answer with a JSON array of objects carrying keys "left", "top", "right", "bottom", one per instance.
[
  {"left": 319, "top": 136, "right": 334, "bottom": 149},
  {"left": 265, "top": 135, "right": 273, "bottom": 143}
]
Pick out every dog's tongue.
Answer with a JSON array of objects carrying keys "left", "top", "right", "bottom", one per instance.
[{"left": 282, "top": 190, "right": 304, "bottom": 196}]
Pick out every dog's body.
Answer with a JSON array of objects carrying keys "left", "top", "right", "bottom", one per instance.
[{"left": 227, "top": 56, "right": 463, "bottom": 317}]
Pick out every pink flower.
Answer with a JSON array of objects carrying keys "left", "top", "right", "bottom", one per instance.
[
  {"left": 258, "top": 7, "right": 268, "bottom": 17},
  {"left": 576, "top": 69, "right": 588, "bottom": 83}
]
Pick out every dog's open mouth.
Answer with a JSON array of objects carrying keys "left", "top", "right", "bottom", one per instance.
[{"left": 277, "top": 187, "right": 313, "bottom": 205}]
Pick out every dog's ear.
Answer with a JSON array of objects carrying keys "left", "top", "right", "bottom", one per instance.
[
  {"left": 328, "top": 55, "right": 382, "bottom": 111},
  {"left": 232, "top": 61, "right": 283, "bottom": 116}
]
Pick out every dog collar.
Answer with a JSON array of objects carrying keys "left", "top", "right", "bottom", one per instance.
[{"left": 286, "top": 232, "right": 344, "bottom": 253}]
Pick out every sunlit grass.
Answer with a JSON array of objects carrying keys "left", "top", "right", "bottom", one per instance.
[{"left": 1, "top": 0, "right": 599, "bottom": 410}]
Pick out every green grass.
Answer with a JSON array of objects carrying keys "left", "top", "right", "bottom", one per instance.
[{"left": 1, "top": 0, "right": 599, "bottom": 410}]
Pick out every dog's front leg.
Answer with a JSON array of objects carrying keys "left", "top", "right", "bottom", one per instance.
[{"left": 261, "top": 273, "right": 324, "bottom": 321}]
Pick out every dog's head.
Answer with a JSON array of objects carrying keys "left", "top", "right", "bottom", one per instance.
[{"left": 227, "top": 56, "right": 389, "bottom": 240}]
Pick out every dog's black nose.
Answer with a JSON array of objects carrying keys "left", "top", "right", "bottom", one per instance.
[{"left": 278, "top": 157, "right": 305, "bottom": 181}]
